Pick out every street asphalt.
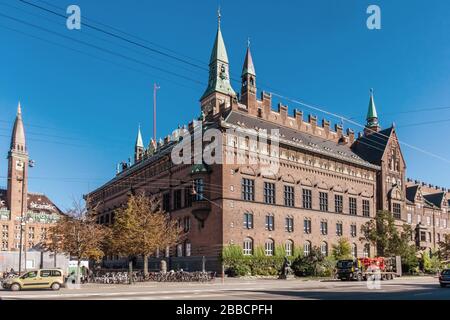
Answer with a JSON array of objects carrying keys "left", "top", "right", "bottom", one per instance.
[{"left": 1, "top": 276, "right": 449, "bottom": 300}]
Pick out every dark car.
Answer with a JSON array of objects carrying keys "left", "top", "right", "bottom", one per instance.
[{"left": 439, "top": 269, "right": 450, "bottom": 288}]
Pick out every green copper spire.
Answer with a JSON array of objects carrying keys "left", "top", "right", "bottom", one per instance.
[
  {"left": 367, "top": 89, "right": 378, "bottom": 121},
  {"left": 209, "top": 9, "right": 229, "bottom": 64},
  {"left": 201, "top": 8, "right": 236, "bottom": 100}
]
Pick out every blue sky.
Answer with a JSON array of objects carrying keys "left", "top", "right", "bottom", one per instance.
[{"left": 0, "top": 0, "right": 449, "bottom": 210}]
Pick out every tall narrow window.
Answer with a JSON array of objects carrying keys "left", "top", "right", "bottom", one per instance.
[
  {"left": 362, "top": 200, "right": 370, "bottom": 217},
  {"left": 336, "top": 222, "right": 343, "bottom": 236},
  {"left": 284, "top": 185, "right": 295, "bottom": 207},
  {"left": 285, "top": 217, "right": 294, "bottom": 233},
  {"left": 193, "top": 179, "right": 204, "bottom": 201},
  {"left": 264, "top": 182, "right": 276, "bottom": 204},
  {"left": 243, "top": 212, "right": 254, "bottom": 229},
  {"left": 302, "top": 189, "right": 312, "bottom": 209},
  {"left": 243, "top": 238, "right": 253, "bottom": 256},
  {"left": 265, "top": 239, "right": 274, "bottom": 256},
  {"left": 304, "top": 218, "right": 312, "bottom": 234},
  {"left": 184, "top": 187, "right": 192, "bottom": 208},
  {"left": 349, "top": 197, "right": 357, "bottom": 215},
  {"left": 241, "top": 179, "right": 255, "bottom": 201},
  {"left": 304, "top": 241, "right": 311, "bottom": 256},
  {"left": 163, "top": 193, "right": 171, "bottom": 212},
  {"left": 174, "top": 189, "right": 182, "bottom": 210},
  {"left": 320, "top": 242, "right": 328, "bottom": 257},
  {"left": 335, "top": 195, "right": 343, "bottom": 213},
  {"left": 393, "top": 203, "right": 401, "bottom": 219},
  {"left": 320, "top": 220, "right": 328, "bottom": 235},
  {"left": 352, "top": 243, "right": 358, "bottom": 258},
  {"left": 285, "top": 240, "right": 294, "bottom": 257},
  {"left": 265, "top": 215, "right": 275, "bottom": 231},
  {"left": 350, "top": 224, "right": 357, "bottom": 238},
  {"left": 319, "top": 192, "right": 328, "bottom": 212}
]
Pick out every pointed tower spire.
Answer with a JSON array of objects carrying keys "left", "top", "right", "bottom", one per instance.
[
  {"left": 11, "top": 101, "right": 26, "bottom": 153},
  {"left": 136, "top": 125, "right": 144, "bottom": 148},
  {"left": 364, "top": 89, "right": 381, "bottom": 136},
  {"left": 242, "top": 40, "right": 256, "bottom": 77},
  {"left": 240, "top": 38, "right": 257, "bottom": 112},
  {"left": 200, "top": 8, "right": 235, "bottom": 102},
  {"left": 134, "top": 125, "right": 144, "bottom": 163}
]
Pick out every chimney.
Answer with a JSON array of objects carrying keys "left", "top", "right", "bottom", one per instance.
[
  {"left": 347, "top": 128, "right": 355, "bottom": 144},
  {"left": 322, "top": 119, "right": 330, "bottom": 135},
  {"left": 335, "top": 124, "right": 343, "bottom": 137}
]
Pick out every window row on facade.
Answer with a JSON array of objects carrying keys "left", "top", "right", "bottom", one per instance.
[
  {"left": 242, "top": 178, "right": 371, "bottom": 217},
  {"left": 244, "top": 212, "right": 360, "bottom": 238},
  {"left": 242, "top": 238, "right": 370, "bottom": 258}
]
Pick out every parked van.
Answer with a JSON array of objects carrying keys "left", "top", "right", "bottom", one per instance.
[{"left": 2, "top": 269, "right": 65, "bottom": 291}]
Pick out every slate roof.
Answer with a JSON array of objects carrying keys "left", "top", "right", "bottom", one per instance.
[
  {"left": 224, "top": 111, "right": 379, "bottom": 169},
  {"left": 0, "top": 188, "right": 62, "bottom": 214},
  {"left": 352, "top": 127, "right": 394, "bottom": 165},
  {"left": 423, "top": 192, "right": 446, "bottom": 208},
  {"left": 406, "top": 185, "right": 420, "bottom": 203}
]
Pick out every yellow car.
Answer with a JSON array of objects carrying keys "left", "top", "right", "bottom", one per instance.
[{"left": 2, "top": 269, "right": 65, "bottom": 291}]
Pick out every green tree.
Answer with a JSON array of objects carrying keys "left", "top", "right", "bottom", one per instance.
[
  {"left": 438, "top": 234, "right": 450, "bottom": 261},
  {"left": 360, "top": 210, "right": 415, "bottom": 257},
  {"left": 331, "top": 238, "right": 352, "bottom": 260},
  {"left": 111, "top": 194, "right": 182, "bottom": 280}
]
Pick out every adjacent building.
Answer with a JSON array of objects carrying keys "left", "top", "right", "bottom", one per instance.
[
  {"left": 86, "top": 16, "right": 449, "bottom": 271},
  {"left": 1, "top": 104, "right": 62, "bottom": 255}
]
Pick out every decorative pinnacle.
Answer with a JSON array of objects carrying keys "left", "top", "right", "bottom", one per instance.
[
  {"left": 217, "top": 6, "right": 221, "bottom": 28},
  {"left": 17, "top": 101, "right": 22, "bottom": 114},
  {"left": 370, "top": 88, "right": 374, "bottom": 95},
  {"left": 247, "top": 37, "right": 251, "bottom": 48}
]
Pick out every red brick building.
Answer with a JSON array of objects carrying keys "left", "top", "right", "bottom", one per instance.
[
  {"left": 86, "top": 17, "right": 449, "bottom": 271},
  {"left": 1, "top": 104, "right": 62, "bottom": 254}
]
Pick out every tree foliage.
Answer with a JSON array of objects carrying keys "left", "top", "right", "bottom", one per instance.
[
  {"left": 110, "top": 194, "right": 182, "bottom": 275},
  {"left": 47, "top": 199, "right": 108, "bottom": 283},
  {"left": 360, "top": 210, "right": 414, "bottom": 257},
  {"left": 439, "top": 234, "right": 450, "bottom": 261},
  {"left": 331, "top": 238, "right": 352, "bottom": 261}
]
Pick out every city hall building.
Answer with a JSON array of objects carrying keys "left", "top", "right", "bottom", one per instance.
[
  {"left": 86, "top": 17, "right": 449, "bottom": 272},
  {"left": 1, "top": 104, "right": 62, "bottom": 257}
]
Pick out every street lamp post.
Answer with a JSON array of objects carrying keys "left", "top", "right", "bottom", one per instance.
[{"left": 17, "top": 159, "right": 34, "bottom": 275}]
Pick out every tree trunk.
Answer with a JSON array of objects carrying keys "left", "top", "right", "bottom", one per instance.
[
  {"left": 143, "top": 254, "right": 149, "bottom": 276},
  {"left": 76, "top": 259, "right": 81, "bottom": 285},
  {"left": 128, "top": 258, "right": 134, "bottom": 285},
  {"left": 54, "top": 252, "right": 57, "bottom": 268}
]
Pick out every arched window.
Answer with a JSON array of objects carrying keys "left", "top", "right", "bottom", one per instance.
[
  {"left": 265, "top": 239, "right": 274, "bottom": 256},
  {"left": 243, "top": 238, "right": 253, "bottom": 256},
  {"left": 304, "top": 241, "right": 311, "bottom": 256},
  {"left": 363, "top": 244, "right": 370, "bottom": 258},
  {"left": 352, "top": 243, "right": 358, "bottom": 258},
  {"left": 285, "top": 240, "right": 294, "bottom": 257},
  {"left": 320, "top": 242, "right": 328, "bottom": 257}
]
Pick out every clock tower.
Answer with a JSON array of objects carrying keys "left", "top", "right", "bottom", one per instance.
[
  {"left": 7, "top": 102, "right": 29, "bottom": 218},
  {"left": 200, "top": 9, "right": 236, "bottom": 119}
]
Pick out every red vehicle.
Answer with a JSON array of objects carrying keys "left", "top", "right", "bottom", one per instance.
[{"left": 336, "top": 257, "right": 400, "bottom": 281}]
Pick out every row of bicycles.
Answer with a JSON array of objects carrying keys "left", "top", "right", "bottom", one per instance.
[{"left": 89, "top": 270, "right": 216, "bottom": 284}]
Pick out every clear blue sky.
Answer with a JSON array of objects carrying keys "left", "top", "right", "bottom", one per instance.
[{"left": 0, "top": 0, "right": 449, "bottom": 210}]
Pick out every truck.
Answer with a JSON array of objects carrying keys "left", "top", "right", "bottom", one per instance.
[{"left": 336, "top": 256, "right": 401, "bottom": 281}]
